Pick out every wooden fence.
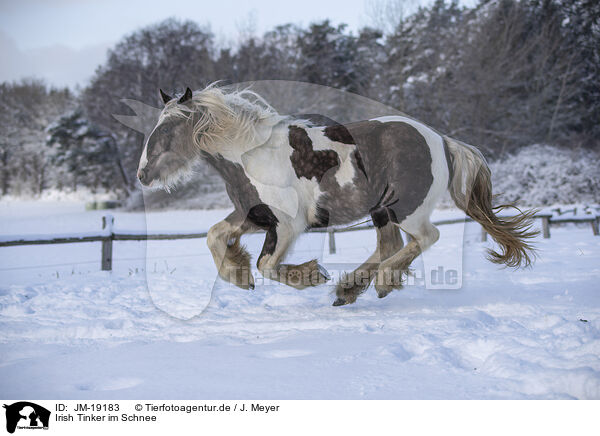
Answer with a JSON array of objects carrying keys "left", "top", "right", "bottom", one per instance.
[{"left": 1, "top": 208, "right": 598, "bottom": 271}]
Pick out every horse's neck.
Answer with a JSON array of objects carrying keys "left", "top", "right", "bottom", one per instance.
[
  {"left": 209, "top": 119, "right": 288, "bottom": 164},
  {"left": 200, "top": 150, "right": 246, "bottom": 186},
  {"left": 200, "top": 120, "right": 292, "bottom": 196}
]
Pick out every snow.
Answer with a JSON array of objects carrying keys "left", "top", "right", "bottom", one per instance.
[
  {"left": 541, "top": 205, "right": 599, "bottom": 222},
  {"left": 0, "top": 200, "right": 599, "bottom": 399},
  {"left": 489, "top": 144, "right": 600, "bottom": 206},
  {"left": 0, "top": 188, "right": 117, "bottom": 205}
]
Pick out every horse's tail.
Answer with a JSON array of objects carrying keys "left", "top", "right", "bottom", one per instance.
[{"left": 444, "top": 136, "right": 538, "bottom": 268}]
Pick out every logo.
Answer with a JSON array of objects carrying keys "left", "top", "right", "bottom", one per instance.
[{"left": 3, "top": 402, "right": 50, "bottom": 434}]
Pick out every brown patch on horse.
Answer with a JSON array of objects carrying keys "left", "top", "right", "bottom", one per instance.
[
  {"left": 288, "top": 125, "right": 340, "bottom": 182},
  {"left": 324, "top": 124, "right": 355, "bottom": 144},
  {"left": 345, "top": 120, "right": 433, "bottom": 224},
  {"left": 323, "top": 124, "right": 369, "bottom": 180}
]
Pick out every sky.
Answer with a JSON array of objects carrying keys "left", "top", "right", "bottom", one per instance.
[{"left": 0, "top": 0, "right": 474, "bottom": 89}]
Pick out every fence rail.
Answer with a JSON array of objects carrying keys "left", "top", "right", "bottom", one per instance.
[{"left": 1, "top": 209, "right": 598, "bottom": 271}]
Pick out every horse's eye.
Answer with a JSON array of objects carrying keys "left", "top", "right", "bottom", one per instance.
[{"left": 146, "top": 146, "right": 159, "bottom": 158}]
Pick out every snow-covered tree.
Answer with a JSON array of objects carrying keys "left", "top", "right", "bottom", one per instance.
[
  {"left": 0, "top": 79, "right": 73, "bottom": 195},
  {"left": 46, "top": 110, "right": 128, "bottom": 192},
  {"left": 297, "top": 21, "right": 369, "bottom": 94},
  {"left": 82, "top": 18, "right": 217, "bottom": 191}
]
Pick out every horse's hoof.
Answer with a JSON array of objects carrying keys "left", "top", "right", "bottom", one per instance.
[
  {"left": 238, "top": 274, "right": 255, "bottom": 290},
  {"left": 332, "top": 297, "right": 348, "bottom": 306},
  {"left": 333, "top": 298, "right": 348, "bottom": 306},
  {"left": 375, "top": 281, "right": 402, "bottom": 297},
  {"left": 376, "top": 287, "right": 393, "bottom": 298},
  {"left": 375, "top": 268, "right": 404, "bottom": 297}
]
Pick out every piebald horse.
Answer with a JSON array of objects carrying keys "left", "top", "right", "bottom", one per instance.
[{"left": 137, "top": 84, "right": 537, "bottom": 306}]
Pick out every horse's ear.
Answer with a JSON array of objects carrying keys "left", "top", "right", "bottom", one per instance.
[
  {"left": 159, "top": 89, "right": 172, "bottom": 105},
  {"left": 178, "top": 87, "right": 193, "bottom": 104}
]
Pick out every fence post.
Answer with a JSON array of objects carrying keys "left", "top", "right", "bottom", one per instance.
[
  {"left": 328, "top": 228, "right": 336, "bottom": 254},
  {"left": 101, "top": 215, "right": 114, "bottom": 271},
  {"left": 541, "top": 216, "right": 551, "bottom": 239},
  {"left": 592, "top": 217, "right": 599, "bottom": 236}
]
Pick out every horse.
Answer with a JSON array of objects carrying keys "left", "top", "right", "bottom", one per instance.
[{"left": 136, "top": 84, "right": 538, "bottom": 306}]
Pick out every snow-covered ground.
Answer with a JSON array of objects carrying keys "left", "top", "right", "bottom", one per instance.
[{"left": 0, "top": 200, "right": 599, "bottom": 399}]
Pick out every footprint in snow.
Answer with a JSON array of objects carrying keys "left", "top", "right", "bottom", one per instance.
[{"left": 76, "top": 377, "right": 142, "bottom": 391}]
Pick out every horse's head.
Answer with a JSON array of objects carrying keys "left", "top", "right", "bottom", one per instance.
[
  {"left": 137, "top": 87, "right": 198, "bottom": 189},
  {"left": 136, "top": 83, "right": 281, "bottom": 190}
]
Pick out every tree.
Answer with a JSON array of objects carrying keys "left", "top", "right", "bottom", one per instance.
[
  {"left": 4, "top": 1, "right": 598, "bottom": 201},
  {"left": 356, "top": 27, "right": 386, "bottom": 101},
  {"left": 82, "top": 18, "right": 217, "bottom": 190},
  {"left": 46, "top": 110, "right": 128, "bottom": 192},
  {"left": 436, "top": 0, "right": 586, "bottom": 154},
  {"left": 297, "top": 21, "right": 368, "bottom": 94},
  {"left": 0, "top": 79, "right": 72, "bottom": 195},
  {"left": 556, "top": 0, "right": 600, "bottom": 141}
]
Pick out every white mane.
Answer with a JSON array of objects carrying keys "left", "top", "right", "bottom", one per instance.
[{"left": 160, "top": 83, "right": 285, "bottom": 155}]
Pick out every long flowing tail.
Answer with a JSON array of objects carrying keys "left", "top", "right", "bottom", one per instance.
[{"left": 444, "top": 136, "right": 538, "bottom": 268}]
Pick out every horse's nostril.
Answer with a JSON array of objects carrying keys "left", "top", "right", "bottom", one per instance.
[{"left": 137, "top": 169, "right": 146, "bottom": 183}]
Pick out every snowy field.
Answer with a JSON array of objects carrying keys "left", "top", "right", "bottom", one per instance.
[{"left": 0, "top": 200, "right": 599, "bottom": 399}]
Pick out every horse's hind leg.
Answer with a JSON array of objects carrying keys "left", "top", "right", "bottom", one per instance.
[
  {"left": 375, "top": 220, "right": 440, "bottom": 296},
  {"left": 207, "top": 211, "right": 254, "bottom": 289},
  {"left": 333, "top": 222, "right": 404, "bottom": 306},
  {"left": 257, "top": 220, "right": 330, "bottom": 289}
]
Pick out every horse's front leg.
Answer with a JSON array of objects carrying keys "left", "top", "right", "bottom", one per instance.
[
  {"left": 257, "top": 221, "right": 330, "bottom": 289},
  {"left": 207, "top": 211, "right": 254, "bottom": 289}
]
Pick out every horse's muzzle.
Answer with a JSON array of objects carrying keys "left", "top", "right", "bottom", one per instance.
[{"left": 137, "top": 168, "right": 150, "bottom": 185}]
